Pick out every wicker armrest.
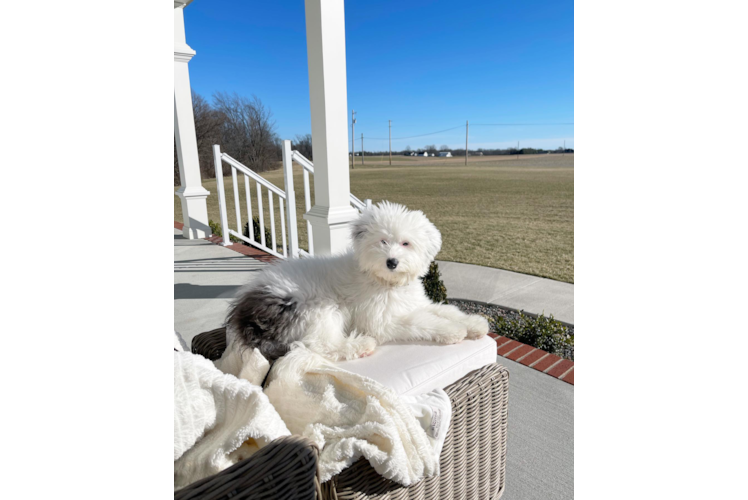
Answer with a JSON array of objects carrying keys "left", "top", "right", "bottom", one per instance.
[
  {"left": 191, "top": 327, "right": 228, "bottom": 361},
  {"left": 322, "top": 363, "right": 509, "bottom": 499},
  {"left": 190, "top": 328, "right": 509, "bottom": 500},
  {"left": 175, "top": 435, "right": 321, "bottom": 500}
]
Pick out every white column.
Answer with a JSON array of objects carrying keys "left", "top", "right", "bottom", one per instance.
[
  {"left": 174, "top": 4, "right": 210, "bottom": 239},
  {"left": 302, "top": 0, "right": 359, "bottom": 255}
]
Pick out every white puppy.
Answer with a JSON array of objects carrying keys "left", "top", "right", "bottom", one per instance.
[{"left": 225, "top": 201, "right": 489, "bottom": 362}]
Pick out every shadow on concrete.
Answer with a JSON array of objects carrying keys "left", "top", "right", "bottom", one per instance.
[
  {"left": 174, "top": 283, "right": 240, "bottom": 300},
  {"left": 174, "top": 256, "right": 266, "bottom": 274}
]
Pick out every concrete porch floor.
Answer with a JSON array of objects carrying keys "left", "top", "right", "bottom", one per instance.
[{"left": 174, "top": 228, "right": 573, "bottom": 499}]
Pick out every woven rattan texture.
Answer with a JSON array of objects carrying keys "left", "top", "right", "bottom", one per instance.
[
  {"left": 188, "top": 327, "right": 509, "bottom": 500},
  {"left": 321, "top": 363, "right": 509, "bottom": 500},
  {"left": 174, "top": 435, "right": 321, "bottom": 500}
]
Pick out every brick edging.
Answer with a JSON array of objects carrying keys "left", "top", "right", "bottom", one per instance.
[
  {"left": 488, "top": 333, "right": 574, "bottom": 385},
  {"left": 175, "top": 221, "right": 278, "bottom": 264}
]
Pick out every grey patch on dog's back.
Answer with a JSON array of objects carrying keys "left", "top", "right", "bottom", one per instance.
[{"left": 226, "top": 288, "right": 299, "bottom": 362}]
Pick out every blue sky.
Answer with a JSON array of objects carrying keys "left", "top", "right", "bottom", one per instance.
[{"left": 184, "top": 0, "right": 573, "bottom": 151}]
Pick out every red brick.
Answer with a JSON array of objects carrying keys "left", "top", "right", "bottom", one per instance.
[
  {"left": 519, "top": 349, "right": 548, "bottom": 367},
  {"left": 488, "top": 333, "right": 499, "bottom": 340},
  {"left": 496, "top": 340, "right": 523, "bottom": 356},
  {"left": 547, "top": 359, "right": 574, "bottom": 378},
  {"left": 506, "top": 344, "right": 535, "bottom": 361},
  {"left": 531, "top": 353, "right": 562, "bottom": 372},
  {"left": 560, "top": 367, "right": 574, "bottom": 385},
  {"left": 226, "top": 244, "right": 279, "bottom": 263},
  {"left": 174, "top": 221, "right": 184, "bottom": 230},
  {"left": 494, "top": 336, "right": 514, "bottom": 349},
  {"left": 198, "top": 232, "right": 281, "bottom": 264}
]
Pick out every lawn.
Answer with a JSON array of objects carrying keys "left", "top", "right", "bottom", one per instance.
[{"left": 175, "top": 154, "right": 574, "bottom": 283}]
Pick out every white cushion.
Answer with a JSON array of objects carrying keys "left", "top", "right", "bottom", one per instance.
[{"left": 335, "top": 336, "right": 497, "bottom": 397}]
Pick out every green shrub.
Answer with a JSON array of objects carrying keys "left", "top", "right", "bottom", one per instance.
[
  {"left": 208, "top": 219, "right": 222, "bottom": 237},
  {"left": 243, "top": 217, "right": 273, "bottom": 249},
  {"left": 208, "top": 218, "right": 277, "bottom": 251},
  {"left": 208, "top": 219, "right": 240, "bottom": 243},
  {"left": 421, "top": 261, "right": 448, "bottom": 304},
  {"left": 489, "top": 312, "right": 574, "bottom": 360}
]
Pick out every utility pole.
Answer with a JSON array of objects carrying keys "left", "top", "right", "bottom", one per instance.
[
  {"left": 563, "top": 140, "right": 566, "bottom": 157},
  {"left": 361, "top": 133, "right": 364, "bottom": 165},
  {"left": 388, "top": 120, "right": 392, "bottom": 165},
  {"left": 465, "top": 120, "right": 469, "bottom": 165},
  {"left": 517, "top": 141, "right": 519, "bottom": 160},
  {"left": 351, "top": 110, "right": 356, "bottom": 169}
]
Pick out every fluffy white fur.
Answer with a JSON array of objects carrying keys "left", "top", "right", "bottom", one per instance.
[{"left": 227, "top": 201, "right": 489, "bottom": 362}]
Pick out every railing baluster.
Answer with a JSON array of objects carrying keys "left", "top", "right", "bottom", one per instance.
[
  {"left": 256, "top": 182, "right": 266, "bottom": 248},
  {"left": 231, "top": 166, "right": 241, "bottom": 237},
  {"left": 282, "top": 140, "right": 299, "bottom": 258},
  {"left": 279, "top": 198, "right": 287, "bottom": 258},
  {"left": 213, "top": 146, "right": 231, "bottom": 246},
  {"left": 268, "top": 191, "right": 277, "bottom": 252},
  {"left": 219, "top": 147, "right": 366, "bottom": 260},
  {"left": 303, "top": 168, "right": 313, "bottom": 255},
  {"left": 244, "top": 174, "right": 254, "bottom": 242}
]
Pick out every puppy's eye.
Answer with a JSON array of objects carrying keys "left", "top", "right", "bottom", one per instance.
[
  {"left": 381, "top": 240, "right": 387, "bottom": 245},
  {"left": 402, "top": 242, "right": 409, "bottom": 246}
]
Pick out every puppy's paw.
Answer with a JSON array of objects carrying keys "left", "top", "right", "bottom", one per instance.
[
  {"left": 358, "top": 336, "right": 377, "bottom": 357},
  {"left": 465, "top": 314, "right": 490, "bottom": 339},
  {"left": 435, "top": 323, "right": 468, "bottom": 345},
  {"left": 344, "top": 336, "right": 378, "bottom": 360}
]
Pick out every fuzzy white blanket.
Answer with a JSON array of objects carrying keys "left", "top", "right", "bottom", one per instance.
[
  {"left": 176, "top": 336, "right": 451, "bottom": 488},
  {"left": 260, "top": 344, "right": 451, "bottom": 485},
  {"left": 173, "top": 350, "right": 290, "bottom": 490}
]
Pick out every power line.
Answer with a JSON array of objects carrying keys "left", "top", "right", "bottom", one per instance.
[
  {"left": 472, "top": 123, "right": 574, "bottom": 126},
  {"left": 364, "top": 125, "right": 465, "bottom": 141},
  {"left": 357, "top": 123, "right": 573, "bottom": 141}
]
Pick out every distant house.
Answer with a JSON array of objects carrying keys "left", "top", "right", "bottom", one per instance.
[
  {"left": 421, "top": 151, "right": 428, "bottom": 157},
  {"left": 438, "top": 152, "right": 452, "bottom": 157}
]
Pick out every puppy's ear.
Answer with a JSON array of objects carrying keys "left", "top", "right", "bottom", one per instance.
[
  {"left": 423, "top": 220, "right": 442, "bottom": 261},
  {"left": 350, "top": 216, "right": 368, "bottom": 240}
]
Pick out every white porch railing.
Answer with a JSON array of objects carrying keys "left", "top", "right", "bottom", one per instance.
[
  {"left": 284, "top": 141, "right": 371, "bottom": 258},
  {"left": 212, "top": 140, "right": 370, "bottom": 260},
  {"left": 212, "top": 145, "right": 290, "bottom": 259}
]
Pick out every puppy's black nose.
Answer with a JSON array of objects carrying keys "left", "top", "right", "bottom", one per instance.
[{"left": 386, "top": 258, "right": 399, "bottom": 270}]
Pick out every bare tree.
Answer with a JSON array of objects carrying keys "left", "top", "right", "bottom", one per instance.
[
  {"left": 424, "top": 144, "right": 437, "bottom": 154},
  {"left": 193, "top": 91, "right": 224, "bottom": 178},
  {"left": 293, "top": 133, "right": 313, "bottom": 160},
  {"left": 174, "top": 140, "right": 180, "bottom": 186},
  {"left": 213, "top": 92, "right": 280, "bottom": 173},
  {"left": 174, "top": 91, "right": 225, "bottom": 185},
  {"left": 439, "top": 144, "right": 449, "bottom": 151}
]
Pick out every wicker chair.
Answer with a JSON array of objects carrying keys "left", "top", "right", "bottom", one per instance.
[
  {"left": 185, "top": 328, "right": 510, "bottom": 500},
  {"left": 175, "top": 435, "right": 321, "bottom": 500}
]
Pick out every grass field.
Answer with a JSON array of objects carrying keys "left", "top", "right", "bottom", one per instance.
[{"left": 175, "top": 154, "right": 574, "bottom": 283}]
